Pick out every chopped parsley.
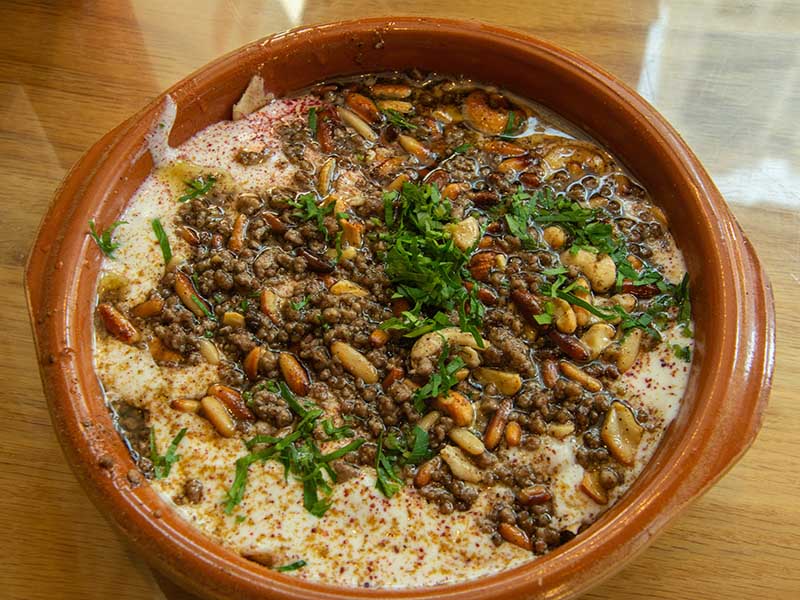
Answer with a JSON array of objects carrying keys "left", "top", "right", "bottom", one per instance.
[
  {"left": 379, "top": 182, "right": 485, "bottom": 342},
  {"left": 452, "top": 143, "right": 471, "bottom": 154},
  {"left": 224, "top": 383, "right": 364, "bottom": 517},
  {"left": 411, "top": 341, "right": 466, "bottom": 411},
  {"left": 291, "top": 295, "right": 310, "bottom": 311},
  {"left": 375, "top": 426, "right": 431, "bottom": 498},
  {"left": 150, "top": 427, "right": 187, "bottom": 479},
  {"left": 307, "top": 107, "right": 318, "bottom": 136},
  {"left": 275, "top": 559, "right": 307, "bottom": 572},
  {"left": 88, "top": 219, "right": 126, "bottom": 258},
  {"left": 500, "top": 111, "right": 520, "bottom": 139},
  {"left": 177, "top": 175, "right": 217, "bottom": 203},
  {"left": 672, "top": 344, "right": 692, "bottom": 362},
  {"left": 191, "top": 294, "right": 215, "bottom": 321},
  {"left": 382, "top": 108, "right": 417, "bottom": 130},
  {"left": 288, "top": 192, "right": 334, "bottom": 240},
  {"left": 151, "top": 218, "right": 172, "bottom": 264}
]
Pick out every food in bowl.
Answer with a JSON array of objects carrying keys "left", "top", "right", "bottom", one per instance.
[{"left": 91, "top": 71, "right": 693, "bottom": 588}]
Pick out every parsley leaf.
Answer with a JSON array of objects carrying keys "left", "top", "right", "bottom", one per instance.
[
  {"left": 150, "top": 427, "right": 187, "bottom": 479},
  {"left": 382, "top": 108, "right": 417, "bottom": 130},
  {"left": 672, "top": 344, "right": 692, "bottom": 362},
  {"left": 151, "top": 218, "right": 172, "bottom": 264},
  {"left": 177, "top": 175, "right": 216, "bottom": 203},
  {"left": 308, "top": 107, "right": 318, "bottom": 136},
  {"left": 88, "top": 219, "right": 127, "bottom": 258},
  {"left": 375, "top": 433, "right": 404, "bottom": 498},
  {"left": 291, "top": 295, "right": 310, "bottom": 311},
  {"left": 412, "top": 341, "right": 466, "bottom": 412},
  {"left": 275, "top": 560, "right": 307, "bottom": 572},
  {"left": 500, "top": 111, "right": 520, "bottom": 139},
  {"left": 452, "top": 143, "right": 471, "bottom": 154},
  {"left": 288, "top": 192, "right": 334, "bottom": 240}
]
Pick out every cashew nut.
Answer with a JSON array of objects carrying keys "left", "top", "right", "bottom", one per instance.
[
  {"left": 410, "top": 327, "right": 489, "bottom": 373},
  {"left": 616, "top": 328, "right": 643, "bottom": 373},
  {"left": 552, "top": 297, "right": 577, "bottom": 334},
  {"left": 560, "top": 249, "right": 617, "bottom": 293},
  {"left": 581, "top": 323, "right": 616, "bottom": 359},
  {"left": 445, "top": 216, "right": 480, "bottom": 251}
]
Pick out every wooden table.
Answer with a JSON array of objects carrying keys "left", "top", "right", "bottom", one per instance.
[{"left": 1, "top": 1, "right": 797, "bottom": 598}]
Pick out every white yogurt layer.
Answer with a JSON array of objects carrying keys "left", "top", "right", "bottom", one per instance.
[{"left": 93, "top": 91, "right": 693, "bottom": 588}]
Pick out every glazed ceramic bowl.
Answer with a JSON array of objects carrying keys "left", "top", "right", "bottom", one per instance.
[{"left": 26, "top": 17, "right": 774, "bottom": 600}]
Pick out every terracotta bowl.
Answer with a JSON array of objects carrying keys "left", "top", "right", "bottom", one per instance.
[{"left": 26, "top": 17, "right": 774, "bottom": 600}]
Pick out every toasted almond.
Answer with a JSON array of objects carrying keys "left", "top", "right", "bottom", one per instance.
[
  {"left": 484, "top": 399, "right": 512, "bottom": 450},
  {"left": 340, "top": 219, "right": 364, "bottom": 247},
  {"left": 174, "top": 272, "right": 210, "bottom": 319},
  {"left": 259, "top": 289, "right": 281, "bottom": 324},
  {"left": 148, "top": 338, "right": 183, "bottom": 363},
  {"left": 178, "top": 226, "right": 200, "bottom": 245},
  {"left": 548, "top": 330, "right": 591, "bottom": 362},
  {"left": 580, "top": 470, "right": 609, "bottom": 504},
  {"left": 482, "top": 140, "right": 527, "bottom": 156},
  {"left": 228, "top": 213, "right": 247, "bottom": 252},
  {"left": 279, "top": 353, "right": 310, "bottom": 396},
  {"left": 330, "top": 279, "right": 370, "bottom": 297},
  {"left": 518, "top": 485, "right": 552, "bottom": 506},
  {"left": 131, "top": 297, "right": 164, "bottom": 318},
  {"left": 376, "top": 99, "right": 413, "bottom": 113},
  {"left": 370, "top": 83, "right": 412, "bottom": 99},
  {"left": 541, "top": 358, "right": 559, "bottom": 388},
  {"left": 331, "top": 341, "right": 378, "bottom": 384},
  {"left": 433, "top": 390, "right": 474, "bottom": 427},
  {"left": 473, "top": 368, "right": 522, "bottom": 396},
  {"left": 601, "top": 402, "right": 644, "bottom": 466},
  {"left": 97, "top": 303, "right": 140, "bottom": 344},
  {"left": 369, "top": 328, "right": 390, "bottom": 348},
  {"left": 382, "top": 366, "right": 404, "bottom": 389},
  {"left": 244, "top": 346, "right": 264, "bottom": 380},
  {"left": 209, "top": 383, "right": 254, "bottom": 421},
  {"left": 499, "top": 522, "right": 533, "bottom": 551},
  {"left": 345, "top": 92, "right": 381, "bottom": 124}
]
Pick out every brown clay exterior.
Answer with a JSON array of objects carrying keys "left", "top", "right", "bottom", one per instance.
[{"left": 25, "top": 17, "right": 775, "bottom": 600}]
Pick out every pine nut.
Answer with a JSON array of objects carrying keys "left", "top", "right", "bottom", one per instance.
[
  {"left": 448, "top": 427, "right": 485, "bottom": 455},
  {"left": 209, "top": 384, "right": 254, "bottom": 422},
  {"left": 222, "top": 311, "right": 245, "bottom": 328},
  {"left": 330, "top": 280, "right": 369, "bottom": 297},
  {"left": 414, "top": 458, "right": 438, "bottom": 487},
  {"left": 439, "top": 445, "right": 482, "bottom": 483},
  {"left": 417, "top": 410, "right": 440, "bottom": 432},
  {"left": 505, "top": 422, "right": 522, "bottom": 447},
  {"left": 198, "top": 338, "right": 220, "bottom": 365},
  {"left": 484, "top": 399, "right": 511, "bottom": 450},
  {"left": 498, "top": 522, "right": 532, "bottom": 551},
  {"left": 200, "top": 396, "right": 236, "bottom": 438},
  {"left": 331, "top": 341, "right": 378, "bottom": 384},
  {"left": 473, "top": 368, "right": 522, "bottom": 396},
  {"left": 97, "top": 303, "right": 140, "bottom": 344},
  {"left": 601, "top": 402, "right": 644, "bottom": 466},
  {"left": 559, "top": 361, "right": 603, "bottom": 392},
  {"left": 336, "top": 106, "right": 377, "bottom": 141},
  {"left": 131, "top": 297, "right": 164, "bottom": 318},
  {"left": 170, "top": 398, "right": 200, "bottom": 414},
  {"left": 279, "top": 352, "right": 310, "bottom": 396},
  {"left": 244, "top": 346, "right": 264, "bottom": 380}
]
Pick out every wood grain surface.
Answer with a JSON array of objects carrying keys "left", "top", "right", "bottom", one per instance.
[{"left": 1, "top": 1, "right": 797, "bottom": 598}]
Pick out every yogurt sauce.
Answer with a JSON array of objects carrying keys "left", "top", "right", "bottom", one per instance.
[{"left": 93, "top": 91, "right": 692, "bottom": 588}]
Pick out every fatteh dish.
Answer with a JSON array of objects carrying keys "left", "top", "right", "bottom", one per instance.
[{"left": 91, "top": 72, "right": 693, "bottom": 588}]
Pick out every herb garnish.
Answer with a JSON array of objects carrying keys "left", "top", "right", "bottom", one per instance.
[
  {"left": 672, "top": 344, "right": 692, "bottom": 361},
  {"left": 452, "top": 143, "right": 471, "bottom": 154},
  {"left": 151, "top": 218, "right": 172, "bottom": 264},
  {"left": 88, "top": 219, "right": 127, "bottom": 258},
  {"left": 291, "top": 295, "right": 310, "bottom": 311},
  {"left": 150, "top": 427, "right": 187, "bottom": 479},
  {"left": 177, "top": 175, "right": 217, "bottom": 203},
  {"left": 500, "top": 111, "right": 519, "bottom": 139},
  {"left": 191, "top": 294, "right": 216, "bottom": 321},
  {"left": 275, "top": 559, "right": 307, "bottom": 572},
  {"left": 412, "top": 341, "right": 466, "bottom": 411},
  {"left": 224, "top": 383, "right": 364, "bottom": 517},
  {"left": 382, "top": 108, "right": 417, "bottom": 130},
  {"left": 288, "top": 192, "right": 335, "bottom": 240},
  {"left": 379, "top": 183, "right": 485, "bottom": 342},
  {"left": 375, "top": 426, "right": 431, "bottom": 498},
  {"left": 308, "top": 107, "right": 318, "bottom": 136}
]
